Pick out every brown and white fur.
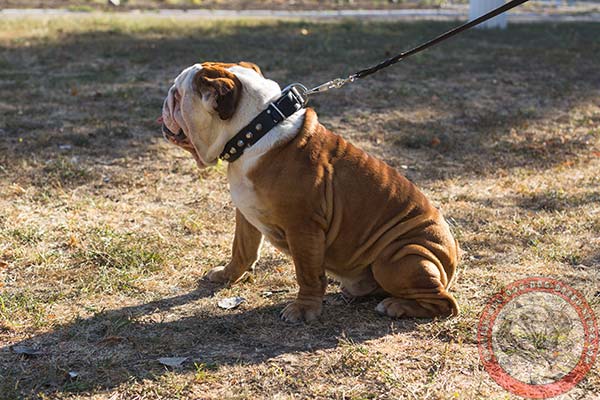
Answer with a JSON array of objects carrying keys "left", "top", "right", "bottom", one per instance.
[{"left": 162, "top": 61, "right": 460, "bottom": 323}]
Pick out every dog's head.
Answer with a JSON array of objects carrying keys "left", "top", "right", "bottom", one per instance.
[{"left": 161, "top": 61, "right": 280, "bottom": 168}]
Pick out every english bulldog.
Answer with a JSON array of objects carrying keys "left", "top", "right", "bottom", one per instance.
[{"left": 161, "top": 61, "right": 460, "bottom": 323}]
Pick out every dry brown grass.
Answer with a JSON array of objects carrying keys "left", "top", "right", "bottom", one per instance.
[{"left": 0, "top": 15, "right": 599, "bottom": 399}]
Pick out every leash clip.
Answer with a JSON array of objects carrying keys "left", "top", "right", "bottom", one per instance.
[{"left": 305, "top": 75, "right": 356, "bottom": 95}]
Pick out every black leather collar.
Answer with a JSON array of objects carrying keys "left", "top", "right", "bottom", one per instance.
[{"left": 220, "top": 84, "right": 308, "bottom": 163}]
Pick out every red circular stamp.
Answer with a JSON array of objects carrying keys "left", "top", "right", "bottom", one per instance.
[{"left": 477, "top": 277, "right": 599, "bottom": 398}]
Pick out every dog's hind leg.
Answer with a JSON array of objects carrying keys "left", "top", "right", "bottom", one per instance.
[
  {"left": 337, "top": 267, "right": 385, "bottom": 299},
  {"left": 371, "top": 248, "right": 459, "bottom": 318}
]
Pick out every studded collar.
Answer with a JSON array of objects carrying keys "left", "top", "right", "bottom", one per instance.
[{"left": 219, "top": 84, "right": 308, "bottom": 163}]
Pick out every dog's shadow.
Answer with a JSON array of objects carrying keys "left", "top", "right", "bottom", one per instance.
[{"left": 0, "top": 281, "right": 427, "bottom": 396}]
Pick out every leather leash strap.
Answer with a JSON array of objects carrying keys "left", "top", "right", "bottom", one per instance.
[
  {"left": 355, "top": 0, "right": 530, "bottom": 79},
  {"left": 306, "top": 0, "right": 531, "bottom": 94}
]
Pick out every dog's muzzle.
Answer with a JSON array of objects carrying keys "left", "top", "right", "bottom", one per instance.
[{"left": 162, "top": 123, "right": 187, "bottom": 143}]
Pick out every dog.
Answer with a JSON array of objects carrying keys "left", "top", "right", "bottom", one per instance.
[{"left": 161, "top": 61, "right": 459, "bottom": 323}]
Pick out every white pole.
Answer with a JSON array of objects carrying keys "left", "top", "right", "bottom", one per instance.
[{"left": 469, "top": 0, "right": 508, "bottom": 29}]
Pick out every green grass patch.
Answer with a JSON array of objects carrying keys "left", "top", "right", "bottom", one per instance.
[
  {"left": 72, "top": 228, "right": 167, "bottom": 294},
  {"left": 0, "top": 291, "right": 51, "bottom": 329},
  {"left": 3, "top": 226, "right": 43, "bottom": 245},
  {"left": 66, "top": 4, "right": 95, "bottom": 12}
]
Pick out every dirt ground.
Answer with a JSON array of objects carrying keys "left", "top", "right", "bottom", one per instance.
[{"left": 0, "top": 14, "right": 599, "bottom": 399}]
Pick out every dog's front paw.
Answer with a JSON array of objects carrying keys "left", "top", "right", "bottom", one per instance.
[
  {"left": 280, "top": 301, "right": 322, "bottom": 323},
  {"left": 205, "top": 266, "right": 230, "bottom": 283}
]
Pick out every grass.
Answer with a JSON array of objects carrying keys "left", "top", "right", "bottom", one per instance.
[{"left": 0, "top": 14, "right": 599, "bottom": 399}]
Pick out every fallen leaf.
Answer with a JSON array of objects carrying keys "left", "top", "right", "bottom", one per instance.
[
  {"left": 158, "top": 357, "right": 188, "bottom": 368},
  {"left": 0, "top": 321, "right": 14, "bottom": 332},
  {"left": 592, "top": 151, "right": 600, "bottom": 157},
  {"left": 10, "top": 183, "right": 26, "bottom": 195},
  {"left": 430, "top": 137, "right": 441, "bottom": 147},
  {"left": 98, "top": 335, "right": 126, "bottom": 345},
  {"left": 0, "top": 259, "right": 6, "bottom": 287},
  {"left": 12, "top": 345, "right": 44, "bottom": 356},
  {"left": 218, "top": 296, "right": 245, "bottom": 309},
  {"left": 300, "top": 28, "right": 309, "bottom": 36},
  {"left": 573, "top": 264, "right": 589, "bottom": 270},
  {"left": 67, "top": 235, "right": 79, "bottom": 248}
]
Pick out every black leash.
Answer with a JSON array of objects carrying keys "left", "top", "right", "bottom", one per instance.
[
  {"left": 221, "top": 0, "right": 531, "bottom": 163},
  {"left": 305, "top": 0, "right": 530, "bottom": 95}
]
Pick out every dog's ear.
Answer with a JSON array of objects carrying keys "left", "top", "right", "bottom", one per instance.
[
  {"left": 238, "top": 61, "right": 263, "bottom": 77},
  {"left": 193, "top": 66, "right": 242, "bottom": 120}
]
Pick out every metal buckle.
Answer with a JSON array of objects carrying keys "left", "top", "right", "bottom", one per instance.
[
  {"left": 281, "top": 83, "right": 309, "bottom": 107},
  {"left": 268, "top": 102, "right": 286, "bottom": 121}
]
